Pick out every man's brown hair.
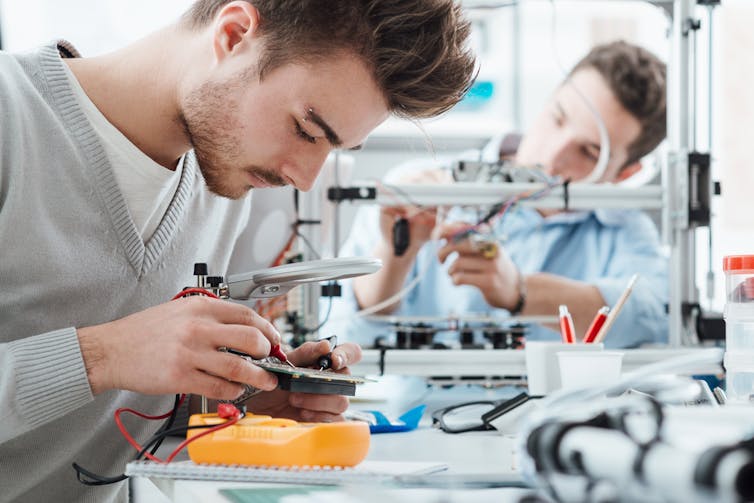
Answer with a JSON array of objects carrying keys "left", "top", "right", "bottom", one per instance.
[
  {"left": 183, "top": 0, "right": 476, "bottom": 119},
  {"left": 570, "top": 40, "right": 667, "bottom": 167}
]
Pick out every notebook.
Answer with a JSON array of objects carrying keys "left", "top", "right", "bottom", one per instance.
[{"left": 125, "top": 459, "right": 448, "bottom": 486}]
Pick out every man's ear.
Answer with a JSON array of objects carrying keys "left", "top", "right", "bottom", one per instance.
[
  {"left": 212, "top": 1, "right": 261, "bottom": 63},
  {"left": 616, "top": 161, "right": 642, "bottom": 182}
]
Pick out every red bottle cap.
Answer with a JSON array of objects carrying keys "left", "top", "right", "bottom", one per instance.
[{"left": 723, "top": 255, "right": 754, "bottom": 273}]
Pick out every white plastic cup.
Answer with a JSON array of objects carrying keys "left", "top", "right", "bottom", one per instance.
[
  {"left": 557, "top": 351, "right": 624, "bottom": 390},
  {"left": 525, "top": 341, "right": 603, "bottom": 396}
]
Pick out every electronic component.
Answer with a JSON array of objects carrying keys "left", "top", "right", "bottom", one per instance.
[
  {"left": 450, "top": 159, "right": 553, "bottom": 184},
  {"left": 221, "top": 348, "right": 369, "bottom": 397},
  {"left": 254, "top": 360, "right": 367, "bottom": 396},
  {"left": 368, "top": 315, "right": 530, "bottom": 350},
  {"left": 186, "top": 412, "right": 370, "bottom": 467}
]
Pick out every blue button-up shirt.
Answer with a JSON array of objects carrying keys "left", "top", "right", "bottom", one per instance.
[{"left": 322, "top": 202, "right": 668, "bottom": 349}]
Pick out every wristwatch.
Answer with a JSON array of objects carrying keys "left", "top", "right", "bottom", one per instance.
[{"left": 509, "top": 266, "right": 527, "bottom": 316}]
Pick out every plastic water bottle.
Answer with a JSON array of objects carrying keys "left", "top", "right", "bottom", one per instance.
[{"left": 723, "top": 255, "right": 754, "bottom": 402}]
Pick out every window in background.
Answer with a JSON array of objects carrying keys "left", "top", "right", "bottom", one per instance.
[
  {"left": 357, "top": 1, "right": 669, "bottom": 179},
  {"left": 0, "top": 0, "right": 192, "bottom": 55},
  {"left": 366, "top": 1, "right": 668, "bottom": 154}
]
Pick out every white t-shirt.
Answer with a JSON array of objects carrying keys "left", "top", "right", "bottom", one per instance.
[{"left": 62, "top": 63, "right": 182, "bottom": 242}]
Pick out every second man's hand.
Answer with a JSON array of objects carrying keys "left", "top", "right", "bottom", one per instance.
[{"left": 437, "top": 222, "right": 520, "bottom": 311}]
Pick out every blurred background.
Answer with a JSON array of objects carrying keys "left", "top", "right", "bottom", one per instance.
[{"left": 2, "top": 0, "right": 751, "bottom": 311}]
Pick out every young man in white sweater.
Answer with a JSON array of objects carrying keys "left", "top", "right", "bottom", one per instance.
[{"left": 0, "top": 1, "right": 476, "bottom": 501}]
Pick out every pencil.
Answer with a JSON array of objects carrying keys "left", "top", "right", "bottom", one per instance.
[{"left": 592, "top": 274, "right": 638, "bottom": 344}]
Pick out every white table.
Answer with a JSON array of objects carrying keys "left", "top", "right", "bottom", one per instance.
[{"left": 130, "top": 382, "right": 533, "bottom": 503}]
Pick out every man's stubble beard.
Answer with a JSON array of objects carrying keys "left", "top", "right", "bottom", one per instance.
[{"left": 179, "top": 72, "right": 286, "bottom": 199}]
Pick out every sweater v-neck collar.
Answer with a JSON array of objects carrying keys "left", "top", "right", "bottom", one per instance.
[{"left": 37, "top": 40, "right": 196, "bottom": 277}]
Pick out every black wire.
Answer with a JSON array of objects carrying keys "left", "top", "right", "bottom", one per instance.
[
  {"left": 291, "top": 187, "right": 323, "bottom": 260},
  {"left": 293, "top": 227, "right": 322, "bottom": 260},
  {"left": 73, "top": 395, "right": 180, "bottom": 486},
  {"left": 72, "top": 464, "right": 128, "bottom": 486},
  {"left": 380, "top": 181, "right": 427, "bottom": 210},
  {"left": 73, "top": 399, "right": 242, "bottom": 486},
  {"left": 479, "top": 202, "right": 506, "bottom": 225},
  {"left": 430, "top": 400, "right": 499, "bottom": 434},
  {"left": 299, "top": 284, "right": 335, "bottom": 335},
  {"left": 72, "top": 423, "right": 216, "bottom": 486},
  {"left": 148, "top": 394, "right": 181, "bottom": 455}
]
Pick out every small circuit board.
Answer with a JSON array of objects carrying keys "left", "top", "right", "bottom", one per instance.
[{"left": 252, "top": 360, "right": 369, "bottom": 396}]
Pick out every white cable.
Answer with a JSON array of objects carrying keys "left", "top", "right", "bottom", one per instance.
[{"left": 548, "top": 0, "right": 610, "bottom": 184}]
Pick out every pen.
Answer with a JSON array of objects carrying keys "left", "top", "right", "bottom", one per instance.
[
  {"left": 583, "top": 306, "right": 610, "bottom": 343},
  {"left": 592, "top": 274, "right": 638, "bottom": 344},
  {"left": 558, "top": 305, "right": 575, "bottom": 344}
]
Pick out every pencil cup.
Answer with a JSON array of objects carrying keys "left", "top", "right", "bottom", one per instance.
[
  {"left": 525, "top": 341, "right": 603, "bottom": 396},
  {"left": 557, "top": 351, "right": 623, "bottom": 390}
]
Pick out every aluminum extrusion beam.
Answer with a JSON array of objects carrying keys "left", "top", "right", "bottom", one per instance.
[{"left": 351, "top": 181, "right": 663, "bottom": 210}]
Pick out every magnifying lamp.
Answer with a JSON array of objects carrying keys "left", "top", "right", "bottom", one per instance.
[{"left": 225, "top": 257, "right": 382, "bottom": 300}]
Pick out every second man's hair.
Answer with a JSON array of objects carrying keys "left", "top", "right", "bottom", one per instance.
[{"left": 570, "top": 40, "right": 667, "bottom": 167}]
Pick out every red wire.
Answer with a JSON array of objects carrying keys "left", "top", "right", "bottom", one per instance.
[
  {"left": 172, "top": 288, "right": 219, "bottom": 300},
  {"left": 114, "top": 287, "right": 232, "bottom": 464},
  {"left": 270, "top": 232, "right": 296, "bottom": 268},
  {"left": 165, "top": 414, "right": 241, "bottom": 463},
  {"left": 114, "top": 399, "right": 241, "bottom": 463},
  {"left": 114, "top": 395, "right": 187, "bottom": 462}
]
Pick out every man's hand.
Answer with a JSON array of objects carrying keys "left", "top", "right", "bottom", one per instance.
[
  {"left": 77, "top": 296, "right": 280, "bottom": 399},
  {"left": 437, "top": 222, "right": 521, "bottom": 310},
  {"left": 244, "top": 340, "right": 363, "bottom": 422},
  {"left": 378, "top": 206, "right": 437, "bottom": 256},
  {"left": 353, "top": 169, "right": 450, "bottom": 313},
  {"left": 377, "top": 168, "right": 452, "bottom": 256}
]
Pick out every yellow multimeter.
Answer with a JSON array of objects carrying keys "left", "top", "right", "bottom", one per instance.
[{"left": 186, "top": 412, "right": 370, "bottom": 467}]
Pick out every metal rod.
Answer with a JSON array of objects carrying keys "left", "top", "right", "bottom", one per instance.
[
  {"left": 706, "top": 4, "right": 716, "bottom": 307},
  {"left": 350, "top": 181, "right": 663, "bottom": 210},
  {"left": 512, "top": 0, "right": 522, "bottom": 130},
  {"left": 666, "top": 0, "right": 695, "bottom": 347},
  {"left": 332, "top": 152, "right": 341, "bottom": 259}
]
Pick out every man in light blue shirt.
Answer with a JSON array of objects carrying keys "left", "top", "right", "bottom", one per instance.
[{"left": 325, "top": 41, "right": 668, "bottom": 349}]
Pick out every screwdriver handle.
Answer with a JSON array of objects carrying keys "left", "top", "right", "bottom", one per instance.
[
  {"left": 317, "top": 353, "right": 333, "bottom": 370},
  {"left": 317, "top": 335, "right": 338, "bottom": 370}
]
